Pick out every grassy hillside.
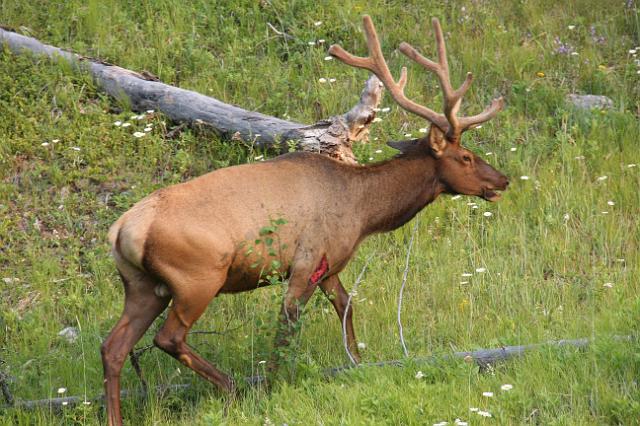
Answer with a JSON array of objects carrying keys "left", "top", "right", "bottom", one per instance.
[{"left": 1, "top": 0, "right": 639, "bottom": 424}]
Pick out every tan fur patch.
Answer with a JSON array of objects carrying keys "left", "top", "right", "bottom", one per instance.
[{"left": 179, "top": 354, "right": 192, "bottom": 367}]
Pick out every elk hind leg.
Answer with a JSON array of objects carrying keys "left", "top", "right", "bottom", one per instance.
[
  {"left": 101, "top": 266, "right": 170, "bottom": 426},
  {"left": 153, "top": 272, "right": 234, "bottom": 393}
]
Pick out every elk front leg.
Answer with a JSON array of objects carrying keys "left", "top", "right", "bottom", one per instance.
[
  {"left": 319, "top": 275, "right": 361, "bottom": 364},
  {"left": 269, "top": 254, "right": 328, "bottom": 373}
]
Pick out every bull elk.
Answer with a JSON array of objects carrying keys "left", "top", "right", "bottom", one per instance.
[{"left": 102, "top": 16, "right": 509, "bottom": 425}]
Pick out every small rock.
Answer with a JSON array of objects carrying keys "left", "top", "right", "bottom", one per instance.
[
  {"left": 58, "top": 327, "right": 79, "bottom": 343},
  {"left": 567, "top": 94, "right": 613, "bottom": 110}
]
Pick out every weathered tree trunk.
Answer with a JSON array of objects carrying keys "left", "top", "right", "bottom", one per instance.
[
  {"left": 3, "top": 336, "right": 624, "bottom": 411},
  {"left": 0, "top": 27, "right": 384, "bottom": 163}
]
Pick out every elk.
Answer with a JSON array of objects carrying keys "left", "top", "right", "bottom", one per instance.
[{"left": 101, "top": 16, "right": 508, "bottom": 425}]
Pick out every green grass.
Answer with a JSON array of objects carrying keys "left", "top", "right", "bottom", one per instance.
[{"left": 1, "top": 0, "right": 639, "bottom": 424}]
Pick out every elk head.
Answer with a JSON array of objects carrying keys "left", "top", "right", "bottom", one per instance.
[{"left": 329, "top": 16, "right": 509, "bottom": 201}]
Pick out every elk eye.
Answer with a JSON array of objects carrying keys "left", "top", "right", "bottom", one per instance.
[{"left": 462, "top": 155, "right": 472, "bottom": 163}]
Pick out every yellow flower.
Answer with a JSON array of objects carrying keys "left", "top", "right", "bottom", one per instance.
[
  {"left": 458, "top": 298, "right": 469, "bottom": 312},
  {"left": 536, "top": 71, "right": 545, "bottom": 78}
]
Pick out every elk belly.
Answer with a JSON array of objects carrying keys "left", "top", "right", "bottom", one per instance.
[{"left": 309, "top": 255, "right": 329, "bottom": 285}]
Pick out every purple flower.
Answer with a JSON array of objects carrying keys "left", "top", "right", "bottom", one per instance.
[
  {"left": 590, "top": 25, "right": 606, "bottom": 45},
  {"left": 554, "top": 37, "right": 576, "bottom": 55}
]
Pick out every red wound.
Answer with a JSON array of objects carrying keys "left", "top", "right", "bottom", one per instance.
[{"left": 309, "top": 255, "right": 329, "bottom": 285}]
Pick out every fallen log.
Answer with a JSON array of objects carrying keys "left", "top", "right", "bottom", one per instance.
[
  {"left": 3, "top": 336, "right": 628, "bottom": 411},
  {"left": 0, "top": 27, "right": 384, "bottom": 162}
]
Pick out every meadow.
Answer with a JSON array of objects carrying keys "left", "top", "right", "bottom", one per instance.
[{"left": 1, "top": 0, "right": 639, "bottom": 424}]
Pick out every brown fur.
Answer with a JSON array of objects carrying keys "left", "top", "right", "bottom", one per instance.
[{"left": 101, "top": 128, "right": 508, "bottom": 425}]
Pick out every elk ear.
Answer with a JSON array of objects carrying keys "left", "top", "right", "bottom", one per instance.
[
  {"left": 387, "top": 139, "right": 419, "bottom": 153},
  {"left": 427, "top": 126, "right": 448, "bottom": 158}
]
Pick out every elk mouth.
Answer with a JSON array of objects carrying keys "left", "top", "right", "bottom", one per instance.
[{"left": 482, "top": 189, "right": 502, "bottom": 202}]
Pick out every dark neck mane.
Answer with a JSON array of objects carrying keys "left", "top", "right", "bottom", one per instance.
[{"left": 354, "top": 151, "right": 443, "bottom": 235}]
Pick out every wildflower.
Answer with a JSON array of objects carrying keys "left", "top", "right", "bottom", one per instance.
[
  {"left": 61, "top": 401, "right": 69, "bottom": 406},
  {"left": 57, "top": 387, "right": 67, "bottom": 394},
  {"left": 630, "top": 49, "right": 637, "bottom": 55},
  {"left": 324, "top": 56, "right": 333, "bottom": 61},
  {"left": 357, "top": 342, "right": 367, "bottom": 350},
  {"left": 475, "top": 125, "right": 483, "bottom": 129},
  {"left": 71, "top": 147, "right": 81, "bottom": 151},
  {"left": 419, "top": 128, "right": 428, "bottom": 133},
  {"left": 258, "top": 360, "right": 266, "bottom": 364},
  {"left": 483, "top": 212, "right": 493, "bottom": 217},
  {"left": 433, "top": 422, "right": 448, "bottom": 426},
  {"left": 375, "top": 149, "right": 383, "bottom": 154},
  {"left": 553, "top": 37, "right": 576, "bottom": 55},
  {"left": 485, "top": 152, "right": 493, "bottom": 156},
  {"left": 404, "top": 133, "right": 412, "bottom": 137},
  {"left": 476, "top": 268, "right": 487, "bottom": 273},
  {"left": 41, "top": 142, "right": 49, "bottom": 147},
  {"left": 482, "top": 391, "right": 493, "bottom": 397},
  {"left": 601, "top": 211, "right": 609, "bottom": 215},
  {"left": 574, "top": 155, "right": 585, "bottom": 160},
  {"left": 146, "top": 109, "right": 154, "bottom": 114},
  {"left": 603, "top": 282, "right": 613, "bottom": 288},
  {"left": 114, "top": 121, "right": 122, "bottom": 126},
  {"left": 460, "top": 281, "right": 469, "bottom": 285},
  {"left": 318, "top": 78, "right": 327, "bottom": 83},
  {"left": 563, "top": 213, "right": 570, "bottom": 221},
  {"left": 536, "top": 71, "right": 545, "bottom": 78},
  {"left": 520, "top": 175, "right": 530, "bottom": 180},
  {"left": 607, "top": 200, "right": 615, "bottom": 206},
  {"left": 318, "top": 39, "right": 325, "bottom": 44},
  {"left": 308, "top": 41, "right": 316, "bottom": 46},
  {"left": 454, "top": 420, "right": 468, "bottom": 426},
  {"left": 616, "top": 258, "right": 625, "bottom": 262},
  {"left": 477, "top": 410, "right": 492, "bottom": 417},
  {"left": 451, "top": 195, "right": 462, "bottom": 200},
  {"left": 415, "top": 371, "right": 425, "bottom": 379},
  {"left": 461, "top": 273, "right": 473, "bottom": 277},
  {"left": 254, "top": 155, "right": 264, "bottom": 160},
  {"left": 501, "top": 383, "right": 513, "bottom": 391},
  {"left": 372, "top": 117, "right": 382, "bottom": 123},
  {"left": 144, "top": 127, "right": 152, "bottom": 132},
  {"left": 568, "top": 25, "right": 576, "bottom": 30},
  {"left": 368, "top": 157, "right": 374, "bottom": 161},
  {"left": 83, "top": 400, "right": 91, "bottom": 406},
  {"left": 121, "top": 122, "right": 131, "bottom": 127},
  {"left": 590, "top": 25, "right": 606, "bottom": 44},
  {"left": 329, "top": 78, "right": 336, "bottom": 83},
  {"left": 472, "top": 205, "right": 479, "bottom": 209},
  {"left": 314, "top": 21, "right": 322, "bottom": 26},
  {"left": 596, "top": 175, "right": 608, "bottom": 181},
  {"left": 381, "top": 107, "right": 391, "bottom": 112},
  {"left": 510, "top": 147, "right": 517, "bottom": 152},
  {"left": 627, "top": 164, "right": 637, "bottom": 168},
  {"left": 469, "top": 407, "right": 479, "bottom": 412},
  {"left": 133, "top": 132, "right": 145, "bottom": 138}
]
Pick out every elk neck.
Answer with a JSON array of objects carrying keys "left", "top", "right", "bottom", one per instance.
[{"left": 354, "top": 151, "right": 444, "bottom": 235}]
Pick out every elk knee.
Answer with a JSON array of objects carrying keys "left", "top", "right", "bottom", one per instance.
[
  {"left": 100, "top": 341, "right": 126, "bottom": 372},
  {"left": 153, "top": 332, "right": 180, "bottom": 354}
]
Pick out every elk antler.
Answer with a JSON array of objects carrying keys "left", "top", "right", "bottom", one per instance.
[{"left": 329, "top": 16, "right": 504, "bottom": 144}]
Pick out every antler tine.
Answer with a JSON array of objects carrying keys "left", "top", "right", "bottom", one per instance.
[
  {"left": 329, "top": 16, "right": 450, "bottom": 133},
  {"left": 399, "top": 18, "right": 475, "bottom": 142},
  {"left": 459, "top": 97, "right": 505, "bottom": 130},
  {"left": 399, "top": 18, "right": 504, "bottom": 141}
]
